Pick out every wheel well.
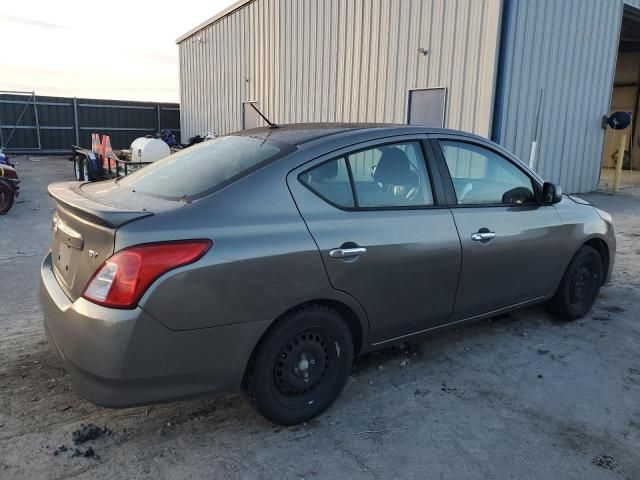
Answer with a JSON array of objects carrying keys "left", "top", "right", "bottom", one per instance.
[
  {"left": 309, "top": 299, "right": 364, "bottom": 354},
  {"left": 242, "top": 299, "right": 365, "bottom": 388},
  {"left": 583, "top": 238, "right": 609, "bottom": 285},
  {"left": 266, "top": 300, "right": 364, "bottom": 355}
]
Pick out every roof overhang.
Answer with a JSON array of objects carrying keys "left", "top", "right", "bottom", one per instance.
[{"left": 176, "top": 0, "right": 254, "bottom": 44}]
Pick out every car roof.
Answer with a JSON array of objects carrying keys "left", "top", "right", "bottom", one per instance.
[{"left": 233, "top": 122, "right": 485, "bottom": 146}]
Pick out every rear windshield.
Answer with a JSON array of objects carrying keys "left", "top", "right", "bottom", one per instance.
[{"left": 118, "top": 135, "right": 291, "bottom": 201}]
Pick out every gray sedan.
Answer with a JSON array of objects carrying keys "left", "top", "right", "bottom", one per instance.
[{"left": 40, "top": 124, "right": 615, "bottom": 425}]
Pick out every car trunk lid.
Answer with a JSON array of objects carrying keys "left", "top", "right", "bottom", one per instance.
[{"left": 48, "top": 181, "right": 178, "bottom": 300}]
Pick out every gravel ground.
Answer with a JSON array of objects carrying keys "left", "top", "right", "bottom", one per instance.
[{"left": 1, "top": 156, "right": 639, "bottom": 480}]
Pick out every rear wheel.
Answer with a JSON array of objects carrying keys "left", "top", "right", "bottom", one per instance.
[
  {"left": 548, "top": 245, "right": 603, "bottom": 320},
  {"left": 0, "top": 180, "right": 15, "bottom": 215},
  {"left": 244, "top": 304, "right": 353, "bottom": 425}
]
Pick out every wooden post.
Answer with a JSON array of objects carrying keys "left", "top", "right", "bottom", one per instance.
[{"left": 613, "top": 134, "right": 626, "bottom": 193}]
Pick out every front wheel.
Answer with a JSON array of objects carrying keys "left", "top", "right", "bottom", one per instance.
[
  {"left": 547, "top": 245, "right": 603, "bottom": 320},
  {"left": 244, "top": 304, "right": 354, "bottom": 425},
  {"left": 0, "top": 180, "right": 15, "bottom": 215}
]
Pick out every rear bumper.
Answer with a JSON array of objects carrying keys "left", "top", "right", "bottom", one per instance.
[{"left": 39, "top": 252, "right": 270, "bottom": 407}]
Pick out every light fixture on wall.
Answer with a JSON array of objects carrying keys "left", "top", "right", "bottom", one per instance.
[{"left": 418, "top": 47, "right": 428, "bottom": 56}]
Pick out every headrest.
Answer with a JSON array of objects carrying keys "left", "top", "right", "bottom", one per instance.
[
  {"left": 309, "top": 160, "right": 339, "bottom": 182},
  {"left": 373, "top": 147, "right": 411, "bottom": 185}
]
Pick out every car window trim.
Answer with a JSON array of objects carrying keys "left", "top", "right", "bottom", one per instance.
[
  {"left": 428, "top": 135, "right": 544, "bottom": 208},
  {"left": 297, "top": 136, "right": 447, "bottom": 212}
]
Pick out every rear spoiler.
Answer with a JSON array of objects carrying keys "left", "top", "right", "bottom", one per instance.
[{"left": 48, "top": 182, "right": 152, "bottom": 228}]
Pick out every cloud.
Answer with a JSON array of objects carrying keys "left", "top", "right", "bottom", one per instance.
[{"left": 0, "top": 15, "right": 68, "bottom": 30}]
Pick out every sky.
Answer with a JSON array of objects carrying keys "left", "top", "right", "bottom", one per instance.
[{"left": 1, "top": 0, "right": 237, "bottom": 102}]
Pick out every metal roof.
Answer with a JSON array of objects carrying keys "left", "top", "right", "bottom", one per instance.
[{"left": 176, "top": 0, "right": 254, "bottom": 44}]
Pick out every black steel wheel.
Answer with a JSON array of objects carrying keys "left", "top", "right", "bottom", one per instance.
[
  {"left": 548, "top": 245, "right": 603, "bottom": 320},
  {"left": 0, "top": 180, "right": 15, "bottom": 215},
  {"left": 244, "top": 304, "right": 353, "bottom": 425}
]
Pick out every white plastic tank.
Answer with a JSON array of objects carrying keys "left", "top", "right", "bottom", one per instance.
[{"left": 130, "top": 137, "right": 170, "bottom": 163}]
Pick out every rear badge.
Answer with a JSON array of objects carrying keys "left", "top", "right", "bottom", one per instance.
[{"left": 88, "top": 250, "right": 99, "bottom": 259}]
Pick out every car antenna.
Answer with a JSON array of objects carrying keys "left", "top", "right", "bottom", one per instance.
[{"left": 248, "top": 103, "right": 279, "bottom": 129}]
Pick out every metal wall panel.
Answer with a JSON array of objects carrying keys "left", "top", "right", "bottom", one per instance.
[
  {"left": 0, "top": 93, "right": 181, "bottom": 154},
  {"left": 178, "top": 0, "right": 503, "bottom": 141},
  {"left": 493, "top": 0, "right": 627, "bottom": 193}
]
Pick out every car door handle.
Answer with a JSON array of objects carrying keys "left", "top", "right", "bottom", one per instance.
[
  {"left": 471, "top": 232, "right": 496, "bottom": 242},
  {"left": 329, "top": 247, "right": 367, "bottom": 258}
]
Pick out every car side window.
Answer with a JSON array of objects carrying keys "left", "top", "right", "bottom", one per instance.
[
  {"left": 439, "top": 140, "right": 535, "bottom": 205},
  {"left": 347, "top": 142, "right": 434, "bottom": 207},
  {"left": 299, "top": 157, "right": 355, "bottom": 208}
]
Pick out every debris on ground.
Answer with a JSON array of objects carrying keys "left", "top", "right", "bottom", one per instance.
[
  {"left": 592, "top": 454, "right": 621, "bottom": 472},
  {"left": 52, "top": 445, "right": 68, "bottom": 456},
  {"left": 353, "top": 426, "right": 410, "bottom": 435},
  {"left": 71, "top": 446, "right": 100, "bottom": 460},
  {"left": 71, "top": 423, "right": 111, "bottom": 445}
]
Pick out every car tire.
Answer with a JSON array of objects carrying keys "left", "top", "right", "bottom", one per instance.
[
  {"left": 82, "top": 159, "right": 92, "bottom": 182},
  {"left": 0, "top": 180, "right": 15, "bottom": 215},
  {"left": 548, "top": 245, "right": 603, "bottom": 321},
  {"left": 73, "top": 157, "right": 84, "bottom": 181},
  {"left": 244, "top": 304, "right": 354, "bottom": 426}
]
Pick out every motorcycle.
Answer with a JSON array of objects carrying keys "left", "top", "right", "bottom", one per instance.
[{"left": 0, "top": 151, "right": 19, "bottom": 214}]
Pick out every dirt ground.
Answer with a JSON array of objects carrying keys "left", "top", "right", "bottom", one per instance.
[{"left": 1, "top": 156, "right": 639, "bottom": 480}]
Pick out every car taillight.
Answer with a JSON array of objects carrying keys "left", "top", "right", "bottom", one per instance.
[{"left": 82, "top": 240, "right": 212, "bottom": 309}]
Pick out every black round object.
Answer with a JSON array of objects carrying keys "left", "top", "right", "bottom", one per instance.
[
  {"left": 0, "top": 179, "right": 15, "bottom": 215},
  {"left": 548, "top": 245, "right": 603, "bottom": 320},
  {"left": 244, "top": 304, "right": 353, "bottom": 425},
  {"left": 606, "top": 111, "right": 632, "bottom": 130}
]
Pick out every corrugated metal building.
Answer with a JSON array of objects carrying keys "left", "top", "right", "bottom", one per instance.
[{"left": 177, "top": 0, "right": 640, "bottom": 193}]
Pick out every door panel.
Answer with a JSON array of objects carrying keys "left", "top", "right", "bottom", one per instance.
[
  {"left": 432, "top": 136, "right": 566, "bottom": 319},
  {"left": 450, "top": 206, "right": 565, "bottom": 318},
  {"left": 291, "top": 198, "right": 462, "bottom": 342},
  {"left": 288, "top": 139, "right": 462, "bottom": 343}
]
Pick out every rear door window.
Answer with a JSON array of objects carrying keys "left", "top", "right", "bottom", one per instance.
[
  {"left": 300, "top": 141, "right": 434, "bottom": 209},
  {"left": 348, "top": 142, "right": 433, "bottom": 207},
  {"left": 118, "top": 135, "right": 291, "bottom": 201},
  {"left": 298, "top": 158, "right": 355, "bottom": 208}
]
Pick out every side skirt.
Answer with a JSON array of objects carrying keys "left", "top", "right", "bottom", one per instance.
[{"left": 370, "top": 295, "right": 547, "bottom": 348}]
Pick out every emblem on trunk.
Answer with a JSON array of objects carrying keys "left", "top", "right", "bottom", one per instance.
[{"left": 88, "top": 250, "right": 99, "bottom": 258}]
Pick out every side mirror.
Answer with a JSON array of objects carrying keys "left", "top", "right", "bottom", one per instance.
[{"left": 542, "top": 182, "right": 562, "bottom": 204}]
